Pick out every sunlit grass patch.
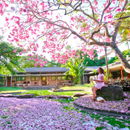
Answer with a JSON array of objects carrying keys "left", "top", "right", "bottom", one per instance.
[{"left": 22, "top": 90, "right": 90, "bottom": 96}]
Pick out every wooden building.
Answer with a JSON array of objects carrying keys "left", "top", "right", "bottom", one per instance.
[
  {"left": 0, "top": 67, "right": 90, "bottom": 87},
  {"left": 88, "top": 58, "right": 130, "bottom": 80}
]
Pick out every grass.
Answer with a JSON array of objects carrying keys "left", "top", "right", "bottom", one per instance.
[
  {"left": 81, "top": 110, "right": 130, "bottom": 129},
  {"left": 53, "top": 98, "right": 130, "bottom": 129},
  {"left": 21, "top": 90, "right": 90, "bottom": 96},
  {"left": 0, "top": 87, "right": 26, "bottom": 94},
  {"left": 0, "top": 84, "right": 93, "bottom": 95},
  {"left": 60, "top": 84, "right": 93, "bottom": 94}
]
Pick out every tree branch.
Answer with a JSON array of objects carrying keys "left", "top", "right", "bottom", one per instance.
[
  {"left": 100, "top": 0, "right": 112, "bottom": 24},
  {"left": 89, "top": 41, "right": 111, "bottom": 46},
  {"left": 117, "top": 15, "right": 130, "bottom": 20},
  {"left": 76, "top": 9, "right": 99, "bottom": 23},
  {"left": 87, "top": 0, "right": 95, "bottom": 18},
  {"left": 112, "top": 0, "right": 128, "bottom": 42}
]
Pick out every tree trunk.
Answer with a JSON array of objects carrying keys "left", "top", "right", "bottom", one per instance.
[{"left": 111, "top": 44, "right": 130, "bottom": 73}]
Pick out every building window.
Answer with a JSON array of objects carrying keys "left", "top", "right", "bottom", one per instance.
[
  {"left": 61, "top": 76, "right": 66, "bottom": 80},
  {"left": 0, "top": 77, "right": 4, "bottom": 81},
  {"left": 16, "top": 77, "right": 26, "bottom": 81},
  {"left": 0, "top": 77, "right": 4, "bottom": 86},
  {"left": 12, "top": 77, "right": 15, "bottom": 82},
  {"left": 31, "top": 77, "right": 39, "bottom": 81},
  {"left": 51, "top": 76, "right": 56, "bottom": 81},
  {"left": 57, "top": 76, "right": 61, "bottom": 80}
]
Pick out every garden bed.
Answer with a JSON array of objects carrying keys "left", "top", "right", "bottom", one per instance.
[{"left": 74, "top": 92, "right": 130, "bottom": 115}]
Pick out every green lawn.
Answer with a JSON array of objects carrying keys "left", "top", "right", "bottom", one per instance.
[
  {"left": 0, "top": 84, "right": 93, "bottom": 95},
  {"left": 60, "top": 84, "right": 93, "bottom": 94},
  {"left": 0, "top": 87, "right": 26, "bottom": 94},
  {"left": 21, "top": 84, "right": 93, "bottom": 96},
  {"left": 61, "top": 84, "right": 93, "bottom": 90},
  {"left": 22, "top": 90, "right": 90, "bottom": 96}
]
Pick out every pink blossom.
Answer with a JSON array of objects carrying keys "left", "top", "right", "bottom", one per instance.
[{"left": 13, "top": 49, "right": 17, "bottom": 53}]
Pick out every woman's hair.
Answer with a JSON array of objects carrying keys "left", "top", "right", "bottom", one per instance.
[{"left": 99, "top": 67, "right": 104, "bottom": 74}]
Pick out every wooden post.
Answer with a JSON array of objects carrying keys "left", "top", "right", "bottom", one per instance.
[
  {"left": 109, "top": 69, "right": 112, "bottom": 74},
  {"left": 104, "top": 46, "right": 109, "bottom": 80},
  {"left": 11, "top": 75, "right": 12, "bottom": 87},
  {"left": 26, "top": 76, "right": 27, "bottom": 86},
  {"left": 15, "top": 76, "right": 16, "bottom": 85},
  {"left": 128, "top": 73, "right": 130, "bottom": 79},
  {"left": 4, "top": 76, "right": 5, "bottom": 86},
  {"left": 5, "top": 76, "right": 7, "bottom": 86},
  {"left": 59, "top": 76, "right": 61, "bottom": 85},
  {"left": 56, "top": 73, "right": 57, "bottom": 86},
  {"left": 37, "top": 76, "right": 39, "bottom": 86},
  {"left": 48, "top": 76, "right": 49, "bottom": 86},
  {"left": 120, "top": 66, "right": 123, "bottom": 79},
  {"left": 83, "top": 73, "right": 85, "bottom": 83}
]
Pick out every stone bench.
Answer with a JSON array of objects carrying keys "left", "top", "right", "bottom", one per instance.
[{"left": 96, "top": 85, "right": 124, "bottom": 101}]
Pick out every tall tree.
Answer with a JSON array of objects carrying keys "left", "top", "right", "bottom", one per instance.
[
  {"left": 1, "top": 0, "right": 130, "bottom": 72},
  {"left": 0, "top": 38, "right": 24, "bottom": 75}
]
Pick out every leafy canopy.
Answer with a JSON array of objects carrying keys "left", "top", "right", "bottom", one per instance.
[{"left": 0, "top": 39, "right": 24, "bottom": 75}]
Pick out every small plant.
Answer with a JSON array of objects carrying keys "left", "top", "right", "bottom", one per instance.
[
  {"left": 104, "top": 69, "right": 113, "bottom": 80},
  {"left": 105, "top": 77, "right": 130, "bottom": 91},
  {"left": 93, "top": 70, "right": 97, "bottom": 75}
]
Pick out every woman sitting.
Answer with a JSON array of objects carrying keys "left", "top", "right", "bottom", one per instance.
[{"left": 92, "top": 67, "right": 105, "bottom": 101}]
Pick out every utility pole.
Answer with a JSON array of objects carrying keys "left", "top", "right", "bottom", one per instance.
[
  {"left": 104, "top": 46, "right": 109, "bottom": 80},
  {"left": 127, "top": 42, "right": 130, "bottom": 55}
]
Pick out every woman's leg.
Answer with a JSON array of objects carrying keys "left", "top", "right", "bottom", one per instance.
[
  {"left": 92, "top": 87, "right": 98, "bottom": 100},
  {"left": 92, "top": 86, "right": 95, "bottom": 93}
]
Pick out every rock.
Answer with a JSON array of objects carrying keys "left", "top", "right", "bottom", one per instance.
[
  {"left": 51, "top": 89, "right": 64, "bottom": 92},
  {"left": 35, "top": 96, "right": 46, "bottom": 98},
  {"left": 96, "top": 85, "right": 124, "bottom": 101},
  {"left": 57, "top": 95, "right": 71, "bottom": 99},
  {"left": 0, "top": 94, "right": 17, "bottom": 97},
  {"left": 73, "top": 93, "right": 87, "bottom": 97},
  {"left": 17, "top": 94, "right": 34, "bottom": 98},
  {"left": 35, "top": 95, "right": 71, "bottom": 99},
  {"left": 53, "top": 85, "right": 60, "bottom": 89}
]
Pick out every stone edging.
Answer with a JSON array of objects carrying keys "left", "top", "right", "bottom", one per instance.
[
  {"left": 0, "top": 94, "right": 72, "bottom": 99},
  {"left": 74, "top": 102, "right": 130, "bottom": 117}
]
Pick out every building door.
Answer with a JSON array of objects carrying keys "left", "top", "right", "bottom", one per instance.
[
  {"left": 42, "top": 77, "right": 47, "bottom": 85},
  {"left": 7, "top": 77, "right": 11, "bottom": 86}
]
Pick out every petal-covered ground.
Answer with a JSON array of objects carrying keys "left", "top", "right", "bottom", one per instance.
[
  {"left": 0, "top": 97, "right": 128, "bottom": 130},
  {"left": 74, "top": 92, "right": 130, "bottom": 114}
]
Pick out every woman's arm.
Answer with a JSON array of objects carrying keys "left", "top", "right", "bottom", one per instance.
[{"left": 94, "top": 76, "right": 104, "bottom": 82}]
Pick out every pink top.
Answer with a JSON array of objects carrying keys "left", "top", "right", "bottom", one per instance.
[{"left": 95, "top": 73, "right": 105, "bottom": 89}]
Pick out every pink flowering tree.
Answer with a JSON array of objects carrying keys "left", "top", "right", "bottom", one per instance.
[{"left": 1, "top": 0, "right": 130, "bottom": 72}]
